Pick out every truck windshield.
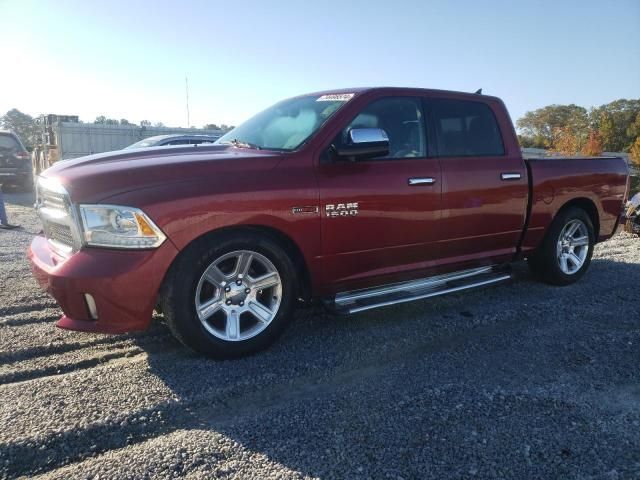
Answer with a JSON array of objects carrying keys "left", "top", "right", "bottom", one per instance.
[{"left": 215, "top": 93, "right": 355, "bottom": 151}]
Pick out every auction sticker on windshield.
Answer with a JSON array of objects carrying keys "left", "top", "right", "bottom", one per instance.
[{"left": 317, "top": 93, "right": 354, "bottom": 102}]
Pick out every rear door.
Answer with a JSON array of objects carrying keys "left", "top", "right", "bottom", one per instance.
[
  {"left": 428, "top": 97, "right": 528, "bottom": 266},
  {"left": 316, "top": 96, "right": 442, "bottom": 289}
]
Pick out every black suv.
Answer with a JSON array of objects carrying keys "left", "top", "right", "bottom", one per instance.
[{"left": 0, "top": 131, "right": 31, "bottom": 190}]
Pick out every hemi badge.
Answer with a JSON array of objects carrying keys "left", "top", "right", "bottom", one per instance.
[{"left": 292, "top": 206, "right": 319, "bottom": 215}]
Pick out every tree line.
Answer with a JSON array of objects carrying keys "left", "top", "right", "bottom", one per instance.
[
  {"left": 0, "top": 109, "right": 235, "bottom": 150},
  {"left": 517, "top": 99, "right": 640, "bottom": 164},
  {"left": 93, "top": 116, "right": 234, "bottom": 131},
  {"left": 0, "top": 109, "right": 40, "bottom": 150}
]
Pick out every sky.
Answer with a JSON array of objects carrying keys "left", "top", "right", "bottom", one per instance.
[{"left": 1, "top": 0, "right": 639, "bottom": 129}]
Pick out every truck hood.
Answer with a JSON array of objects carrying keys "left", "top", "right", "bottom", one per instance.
[{"left": 41, "top": 145, "right": 283, "bottom": 203}]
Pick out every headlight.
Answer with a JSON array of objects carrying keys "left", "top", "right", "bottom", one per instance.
[{"left": 79, "top": 204, "right": 166, "bottom": 249}]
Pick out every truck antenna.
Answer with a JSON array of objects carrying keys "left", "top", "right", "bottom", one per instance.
[{"left": 475, "top": 88, "right": 482, "bottom": 94}]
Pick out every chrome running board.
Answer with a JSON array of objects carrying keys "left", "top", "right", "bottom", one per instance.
[{"left": 330, "top": 266, "right": 511, "bottom": 314}]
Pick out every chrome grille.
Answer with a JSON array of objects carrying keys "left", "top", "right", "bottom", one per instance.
[
  {"left": 43, "top": 221, "right": 74, "bottom": 247},
  {"left": 35, "top": 177, "right": 80, "bottom": 256},
  {"left": 40, "top": 190, "right": 67, "bottom": 212}
]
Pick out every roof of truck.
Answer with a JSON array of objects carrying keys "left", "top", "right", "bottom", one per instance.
[{"left": 297, "top": 87, "right": 501, "bottom": 102}]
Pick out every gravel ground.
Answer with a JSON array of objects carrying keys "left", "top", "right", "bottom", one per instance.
[{"left": 0, "top": 190, "right": 639, "bottom": 479}]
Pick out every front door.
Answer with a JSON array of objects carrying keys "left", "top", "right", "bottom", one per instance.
[{"left": 316, "top": 96, "right": 442, "bottom": 291}]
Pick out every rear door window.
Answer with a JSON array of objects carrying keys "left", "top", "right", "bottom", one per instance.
[{"left": 430, "top": 99, "right": 504, "bottom": 157}]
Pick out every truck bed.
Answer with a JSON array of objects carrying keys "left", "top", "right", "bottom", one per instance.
[{"left": 521, "top": 156, "right": 629, "bottom": 252}]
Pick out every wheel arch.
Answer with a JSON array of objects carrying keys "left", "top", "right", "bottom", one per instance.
[
  {"left": 242, "top": 224, "right": 313, "bottom": 302},
  {"left": 527, "top": 197, "right": 597, "bottom": 286},
  {"left": 554, "top": 197, "right": 600, "bottom": 239},
  {"left": 161, "top": 224, "right": 313, "bottom": 303}
]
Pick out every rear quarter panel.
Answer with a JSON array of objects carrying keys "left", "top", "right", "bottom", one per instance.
[{"left": 522, "top": 157, "right": 629, "bottom": 251}]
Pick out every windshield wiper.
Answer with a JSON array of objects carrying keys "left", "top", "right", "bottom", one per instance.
[{"left": 220, "top": 138, "right": 261, "bottom": 150}]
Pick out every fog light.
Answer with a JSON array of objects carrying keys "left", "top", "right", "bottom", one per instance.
[{"left": 84, "top": 293, "right": 98, "bottom": 320}]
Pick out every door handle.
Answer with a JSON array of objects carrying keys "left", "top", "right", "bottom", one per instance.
[
  {"left": 408, "top": 177, "right": 436, "bottom": 186},
  {"left": 501, "top": 173, "right": 521, "bottom": 181}
]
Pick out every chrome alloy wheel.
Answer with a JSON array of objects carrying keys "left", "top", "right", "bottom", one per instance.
[
  {"left": 556, "top": 219, "right": 590, "bottom": 275},
  {"left": 194, "top": 250, "right": 282, "bottom": 341}
]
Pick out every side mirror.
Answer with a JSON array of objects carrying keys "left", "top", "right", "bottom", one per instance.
[{"left": 333, "top": 128, "right": 389, "bottom": 160}]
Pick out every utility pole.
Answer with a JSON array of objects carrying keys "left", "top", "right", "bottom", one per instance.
[{"left": 185, "top": 77, "right": 190, "bottom": 128}]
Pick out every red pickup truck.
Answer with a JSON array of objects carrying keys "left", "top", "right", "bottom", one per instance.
[{"left": 29, "top": 88, "right": 630, "bottom": 358}]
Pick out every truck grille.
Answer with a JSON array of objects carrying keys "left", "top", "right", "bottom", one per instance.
[
  {"left": 43, "top": 221, "right": 74, "bottom": 247},
  {"left": 36, "top": 178, "right": 79, "bottom": 255},
  {"left": 40, "top": 190, "right": 67, "bottom": 211}
]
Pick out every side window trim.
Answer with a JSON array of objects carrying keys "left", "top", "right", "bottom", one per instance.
[{"left": 421, "top": 98, "right": 439, "bottom": 158}]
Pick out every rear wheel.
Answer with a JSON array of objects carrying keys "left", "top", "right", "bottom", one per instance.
[
  {"left": 527, "top": 207, "right": 595, "bottom": 286},
  {"left": 161, "top": 232, "right": 297, "bottom": 358}
]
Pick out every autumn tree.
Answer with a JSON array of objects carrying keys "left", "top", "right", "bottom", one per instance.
[
  {"left": 517, "top": 104, "right": 588, "bottom": 149},
  {"left": 590, "top": 99, "right": 640, "bottom": 152},
  {"left": 596, "top": 111, "right": 615, "bottom": 152},
  {"left": 551, "top": 126, "right": 580, "bottom": 155},
  {"left": 581, "top": 130, "right": 603, "bottom": 156},
  {"left": 517, "top": 135, "right": 536, "bottom": 148},
  {"left": 628, "top": 112, "right": 640, "bottom": 141},
  {"left": 518, "top": 99, "right": 639, "bottom": 154},
  {"left": 630, "top": 136, "right": 640, "bottom": 168}
]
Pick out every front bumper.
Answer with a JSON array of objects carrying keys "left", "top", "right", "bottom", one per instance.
[{"left": 28, "top": 235, "right": 179, "bottom": 333}]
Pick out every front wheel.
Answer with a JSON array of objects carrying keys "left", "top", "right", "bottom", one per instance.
[
  {"left": 527, "top": 207, "right": 595, "bottom": 286},
  {"left": 161, "top": 232, "right": 297, "bottom": 358}
]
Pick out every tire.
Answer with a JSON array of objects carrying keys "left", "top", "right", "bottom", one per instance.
[
  {"left": 527, "top": 207, "right": 595, "bottom": 286},
  {"left": 161, "top": 231, "right": 297, "bottom": 359}
]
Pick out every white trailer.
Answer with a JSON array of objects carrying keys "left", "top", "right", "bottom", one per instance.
[{"left": 32, "top": 115, "right": 224, "bottom": 175}]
